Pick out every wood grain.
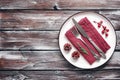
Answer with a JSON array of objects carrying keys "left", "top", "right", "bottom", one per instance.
[
  {"left": 0, "top": 51, "right": 119, "bottom": 70},
  {"left": 0, "top": 31, "right": 58, "bottom": 50},
  {"left": 0, "top": 0, "right": 120, "bottom": 79},
  {"left": 0, "top": 11, "right": 70, "bottom": 30},
  {"left": 0, "top": 31, "right": 119, "bottom": 50},
  {"left": 0, "top": 70, "right": 120, "bottom": 80},
  {"left": 0, "top": 11, "right": 120, "bottom": 30},
  {"left": 0, "top": 0, "right": 120, "bottom": 9}
]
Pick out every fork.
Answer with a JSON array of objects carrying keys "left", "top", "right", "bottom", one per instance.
[{"left": 71, "top": 28, "right": 100, "bottom": 61}]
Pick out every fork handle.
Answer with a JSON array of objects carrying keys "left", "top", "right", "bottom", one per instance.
[{"left": 83, "top": 42, "right": 100, "bottom": 61}]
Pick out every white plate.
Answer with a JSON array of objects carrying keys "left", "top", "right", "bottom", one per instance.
[{"left": 59, "top": 12, "right": 116, "bottom": 69}]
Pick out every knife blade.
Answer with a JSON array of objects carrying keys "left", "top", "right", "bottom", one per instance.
[{"left": 72, "top": 18, "right": 106, "bottom": 59}]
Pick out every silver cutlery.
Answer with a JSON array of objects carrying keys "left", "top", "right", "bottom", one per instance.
[
  {"left": 72, "top": 28, "right": 100, "bottom": 61},
  {"left": 72, "top": 18, "right": 106, "bottom": 59}
]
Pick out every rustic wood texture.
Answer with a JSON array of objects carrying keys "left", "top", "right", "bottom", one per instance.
[
  {"left": 0, "top": 0, "right": 120, "bottom": 79},
  {"left": 0, "top": 70, "right": 120, "bottom": 80},
  {"left": 0, "top": 11, "right": 120, "bottom": 30},
  {"left": 0, "top": 31, "right": 58, "bottom": 50},
  {"left": 0, "top": 0, "right": 120, "bottom": 9},
  {"left": 0, "top": 51, "right": 120, "bottom": 70}
]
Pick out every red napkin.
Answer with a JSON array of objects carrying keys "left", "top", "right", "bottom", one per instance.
[
  {"left": 65, "top": 17, "right": 110, "bottom": 65},
  {"left": 79, "top": 17, "right": 110, "bottom": 53}
]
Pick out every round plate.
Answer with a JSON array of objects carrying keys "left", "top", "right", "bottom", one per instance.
[{"left": 59, "top": 12, "right": 116, "bottom": 69}]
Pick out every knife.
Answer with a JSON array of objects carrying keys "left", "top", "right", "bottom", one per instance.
[{"left": 72, "top": 18, "right": 106, "bottom": 59}]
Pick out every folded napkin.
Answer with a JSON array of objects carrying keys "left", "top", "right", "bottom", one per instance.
[
  {"left": 65, "top": 17, "right": 110, "bottom": 64},
  {"left": 79, "top": 17, "right": 110, "bottom": 53}
]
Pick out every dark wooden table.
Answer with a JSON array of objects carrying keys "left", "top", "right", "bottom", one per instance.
[{"left": 0, "top": 0, "right": 120, "bottom": 80}]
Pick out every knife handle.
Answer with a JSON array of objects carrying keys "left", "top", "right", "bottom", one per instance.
[
  {"left": 83, "top": 42, "right": 100, "bottom": 61},
  {"left": 88, "top": 38, "right": 106, "bottom": 59},
  {"left": 89, "top": 47, "right": 100, "bottom": 61}
]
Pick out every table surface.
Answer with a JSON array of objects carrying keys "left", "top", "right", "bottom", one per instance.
[{"left": 0, "top": 0, "right": 120, "bottom": 80}]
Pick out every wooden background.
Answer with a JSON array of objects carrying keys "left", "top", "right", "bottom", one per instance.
[{"left": 0, "top": 0, "right": 120, "bottom": 80}]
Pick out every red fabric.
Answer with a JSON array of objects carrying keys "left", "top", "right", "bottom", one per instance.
[
  {"left": 65, "top": 17, "right": 110, "bottom": 64},
  {"left": 79, "top": 17, "right": 110, "bottom": 53}
]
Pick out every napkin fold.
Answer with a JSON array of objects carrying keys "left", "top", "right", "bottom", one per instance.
[
  {"left": 79, "top": 17, "right": 110, "bottom": 53},
  {"left": 65, "top": 17, "right": 110, "bottom": 64}
]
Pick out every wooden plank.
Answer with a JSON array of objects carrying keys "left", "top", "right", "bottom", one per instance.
[
  {"left": 116, "top": 31, "right": 120, "bottom": 50},
  {"left": 0, "top": 31, "right": 58, "bottom": 50},
  {"left": 0, "top": 11, "right": 120, "bottom": 30},
  {"left": 0, "top": 70, "right": 120, "bottom": 80},
  {"left": 0, "top": 51, "right": 119, "bottom": 70},
  {"left": 0, "top": 0, "right": 120, "bottom": 9},
  {"left": 0, "top": 11, "right": 71, "bottom": 30},
  {"left": 0, "top": 31, "right": 119, "bottom": 50}
]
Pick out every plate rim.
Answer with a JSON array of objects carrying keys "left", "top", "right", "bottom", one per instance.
[{"left": 58, "top": 11, "right": 117, "bottom": 69}]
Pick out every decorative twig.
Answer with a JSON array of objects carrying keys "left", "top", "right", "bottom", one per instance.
[{"left": 77, "top": 42, "right": 88, "bottom": 54}]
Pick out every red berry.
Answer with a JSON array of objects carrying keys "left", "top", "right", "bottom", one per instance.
[
  {"left": 106, "top": 29, "right": 109, "bottom": 32},
  {"left": 105, "top": 33, "right": 108, "bottom": 37},
  {"left": 64, "top": 43, "right": 72, "bottom": 51},
  {"left": 102, "top": 30, "right": 105, "bottom": 34},
  {"left": 72, "top": 51, "right": 80, "bottom": 59},
  {"left": 97, "top": 21, "right": 103, "bottom": 28},
  {"left": 98, "top": 23, "right": 101, "bottom": 28}
]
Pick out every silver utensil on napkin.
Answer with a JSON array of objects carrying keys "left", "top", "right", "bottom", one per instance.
[
  {"left": 72, "top": 28, "right": 100, "bottom": 61},
  {"left": 72, "top": 18, "right": 106, "bottom": 59}
]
